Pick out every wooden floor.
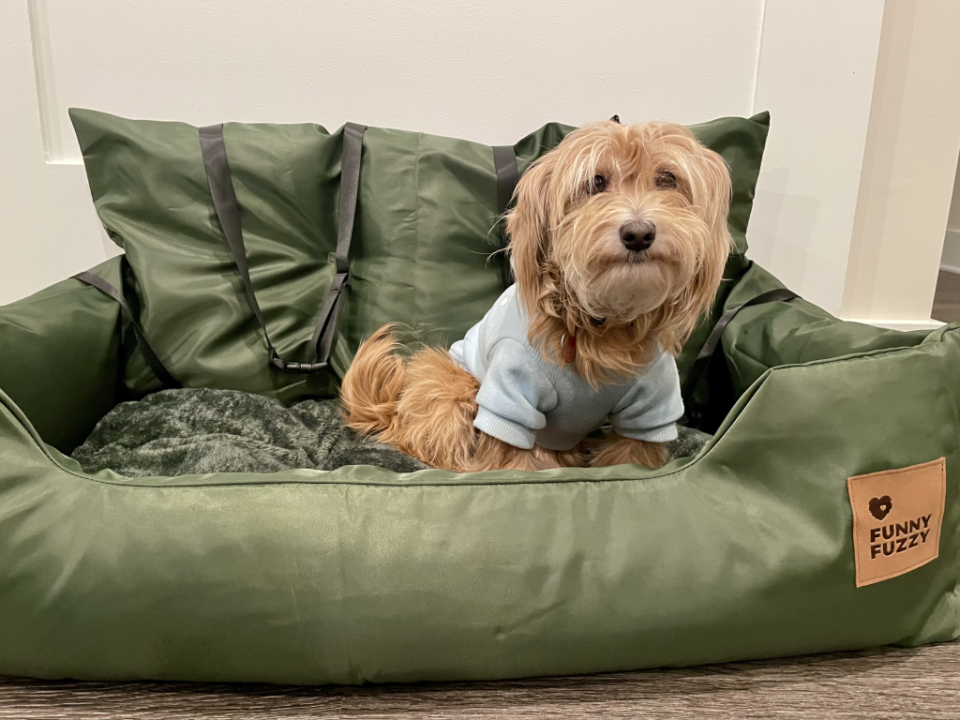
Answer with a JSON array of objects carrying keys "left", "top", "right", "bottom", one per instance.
[
  {"left": 4, "top": 274, "right": 959, "bottom": 720},
  {"left": 2, "top": 643, "right": 959, "bottom": 720}
]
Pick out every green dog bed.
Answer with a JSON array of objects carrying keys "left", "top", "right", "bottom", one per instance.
[{"left": 0, "top": 110, "right": 956, "bottom": 685}]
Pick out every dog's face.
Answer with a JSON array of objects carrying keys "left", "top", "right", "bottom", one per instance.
[{"left": 507, "top": 120, "right": 732, "bottom": 354}]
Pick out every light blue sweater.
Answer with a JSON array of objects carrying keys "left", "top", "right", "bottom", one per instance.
[{"left": 449, "top": 284, "right": 684, "bottom": 451}]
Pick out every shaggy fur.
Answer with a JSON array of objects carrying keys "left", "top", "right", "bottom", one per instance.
[{"left": 342, "top": 119, "right": 732, "bottom": 472}]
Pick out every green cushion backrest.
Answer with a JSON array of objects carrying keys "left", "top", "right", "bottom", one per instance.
[
  {"left": 71, "top": 110, "right": 342, "bottom": 403},
  {"left": 70, "top": 109, "right": 769, "bottom": 402},
  {"left": 332, "top": 128, "right": 508, "bottom": 378}
]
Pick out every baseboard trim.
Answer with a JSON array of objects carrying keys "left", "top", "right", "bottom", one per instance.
[{"left": 839, "top": 317, "right": 946, "bottom": 332}]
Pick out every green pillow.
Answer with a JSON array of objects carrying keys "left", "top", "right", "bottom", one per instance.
[{"left": 70, "top": 109, "right": 769, "bottom": 403}]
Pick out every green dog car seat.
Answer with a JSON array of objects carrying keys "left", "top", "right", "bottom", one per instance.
[{"left": 0, "top": 110, "right": 956, "bottom": 685}]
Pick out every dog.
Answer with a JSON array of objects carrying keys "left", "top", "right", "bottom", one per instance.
[{"left": 341, "top": 119, "right": 731, "bottom": 472}]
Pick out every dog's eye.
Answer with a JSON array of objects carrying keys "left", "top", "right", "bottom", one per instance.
[
  {"left": 655, "top": 170, "right": 677, "bottom": 189},
  {"left": 590, "top": 174, "right": 607, "bottom": 194}
]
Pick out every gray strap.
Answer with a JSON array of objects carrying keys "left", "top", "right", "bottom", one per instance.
[
  {"left": 492, "top": 144, "right": 520, "bottom": 287},
  {"left": 307, "top": 122, "right": 366, "bottom": 368},
  {"left": 492, "top": 145, "right": 519, "bottom": 220},
  {"left": 198, "top": 124, "right": 272, "bottom": 356},
  {"left": 74, "top": 270, "right": 181, "bottom": 389},
  {"left": 199, "top": 122, "right": 366, "bottom": 373},
  {"left": 336, "top": 123, "right": 366, "bottom": 274},
  {"left": 681, "top": 286, "right": 799, "bottom": 411}
]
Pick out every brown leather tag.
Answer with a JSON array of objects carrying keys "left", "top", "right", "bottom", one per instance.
[{"left": 847, "top": 458, "right": 946, "bottom": 588}]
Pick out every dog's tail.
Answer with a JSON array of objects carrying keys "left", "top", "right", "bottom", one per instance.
[{"left": 340, "top": 324, "right": 407, "bottom": 441}]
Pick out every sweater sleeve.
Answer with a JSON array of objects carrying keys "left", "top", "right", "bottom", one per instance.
[
  {"left": 473, "top": 339, "right": 559, "bottom": 450},
  {"left": 609, "top": 350, "right": 684, "bottom": 443}
]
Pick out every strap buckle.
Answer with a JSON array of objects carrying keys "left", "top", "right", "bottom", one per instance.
[
  {"left": 200, "top": 121, "right": 366, "bottom": 377},
  {"left": 269, "top": 271, "right": 349, "bottom": 374},
  {"left": 329, "top": 271, "right": 348, "bottom": 294},
  {"left": 269, "top": 348, "right": 329, "bottom": 374}
]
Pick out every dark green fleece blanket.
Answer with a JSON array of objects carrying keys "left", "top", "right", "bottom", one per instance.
[{"left": 71, "top": 388, "right": 711, "bottom": 477}]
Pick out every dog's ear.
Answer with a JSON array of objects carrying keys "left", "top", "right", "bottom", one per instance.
[
  {"left": 693, "top": 145, "right": 734, "bottom": 260},
  {"left": 506, "top": 151, "right": 557, "bottom": 317},
  {"left": 667, "top": 144, "right": 733, "bottom": 348}
]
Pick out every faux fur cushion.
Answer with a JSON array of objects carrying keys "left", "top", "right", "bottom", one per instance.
[{"left": 72, "top": 388, "right": 711, "bottom": 477}]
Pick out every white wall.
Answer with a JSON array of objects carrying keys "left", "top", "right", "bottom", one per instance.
[
  {"left": 4, "top": 0, "right": 960, "bottom": 327},
  {"left": 1, "top": 0, "right": 764, "bottom": 306},
  {"left": 37, "top": 0, "right": 765, "bottom": 158}
]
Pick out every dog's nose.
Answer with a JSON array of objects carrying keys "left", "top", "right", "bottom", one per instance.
[{"left": 620, "top": 221, "right": 656, "bottom": 251}]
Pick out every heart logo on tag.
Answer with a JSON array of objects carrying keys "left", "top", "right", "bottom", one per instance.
[{"left": 869, "top": 495, "right": 893, "bottom": 520}]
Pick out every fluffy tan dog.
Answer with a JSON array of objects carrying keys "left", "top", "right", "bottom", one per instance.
[{"left": 341, "top": 119, "right": 731, "bottom": 472}]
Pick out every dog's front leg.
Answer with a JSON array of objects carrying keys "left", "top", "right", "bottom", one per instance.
[{"left": 590, "top": 432, "right": 669, "bottom": 469}]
